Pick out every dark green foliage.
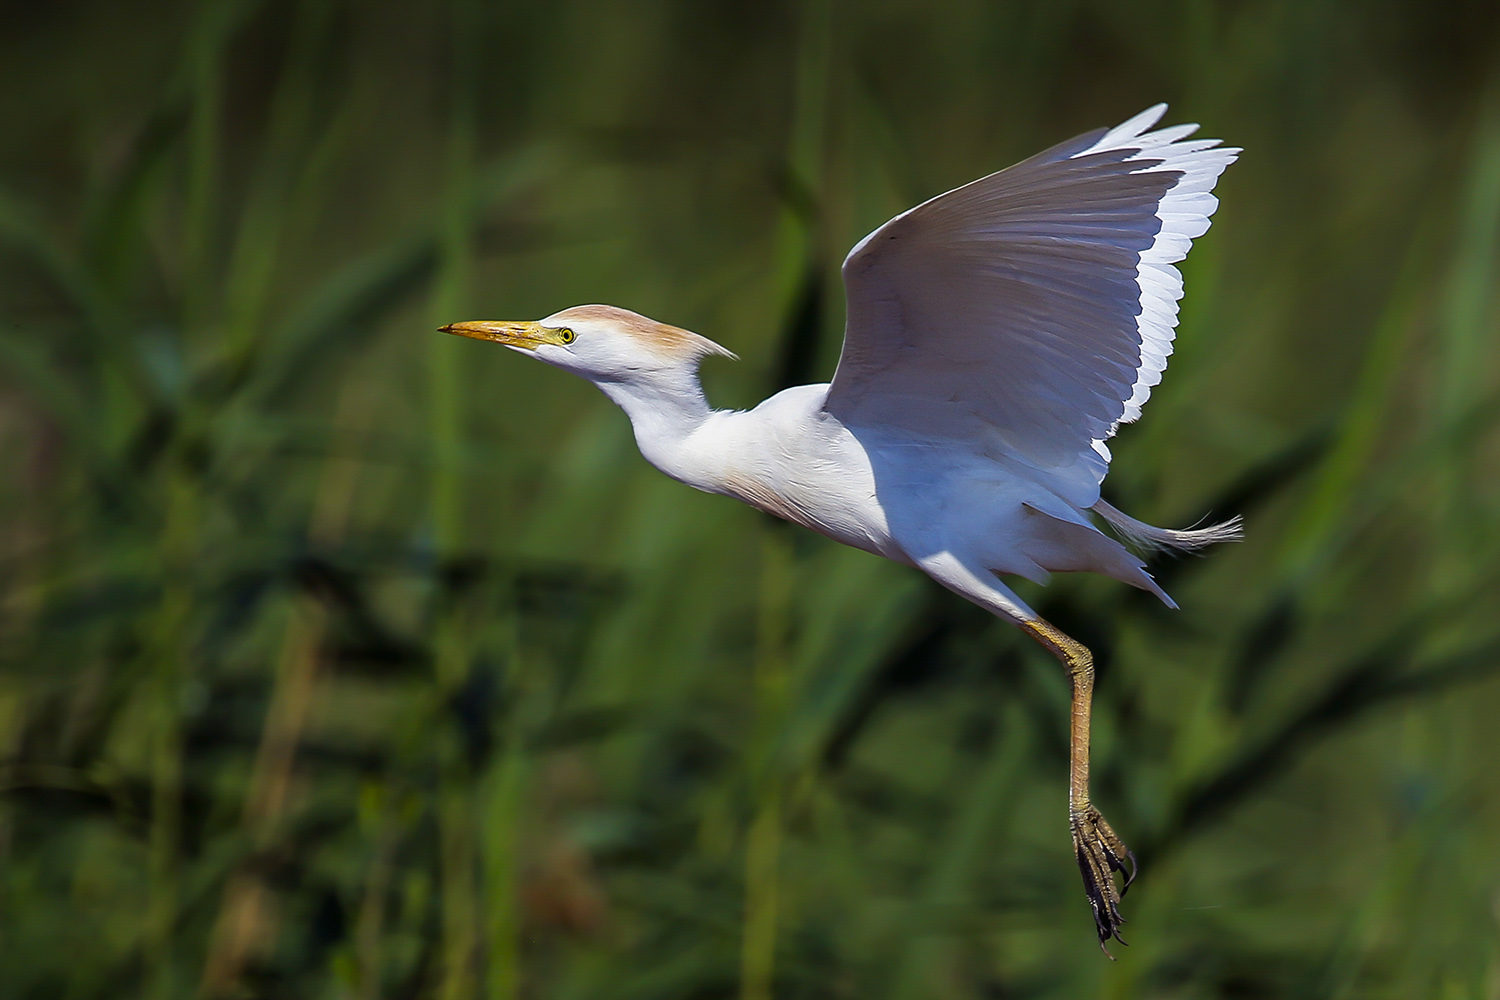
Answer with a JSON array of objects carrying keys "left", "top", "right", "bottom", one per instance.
[{"left": 1, "top": 1, "right": 1499, "bottom": 997}]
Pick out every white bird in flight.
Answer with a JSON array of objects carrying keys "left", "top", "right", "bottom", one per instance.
[{"left": 443, "top": 104, "right": 1241, "bottom": 951}]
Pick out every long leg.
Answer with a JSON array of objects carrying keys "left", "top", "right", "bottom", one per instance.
[
  {"left": 1019, "top": 618, "right": 1136, "bottom": 954},
  {"left": 911, "top": 552, "right": 1136, "bottom": 952}
]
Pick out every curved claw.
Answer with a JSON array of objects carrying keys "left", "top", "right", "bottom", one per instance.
[{"left": 1071, "top": 805, "right": 1137, "bottom": 956}]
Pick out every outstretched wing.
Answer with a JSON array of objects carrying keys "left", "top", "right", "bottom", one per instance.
[{"left": 827, "top": 105, "right": 1238, "bottom": 502}]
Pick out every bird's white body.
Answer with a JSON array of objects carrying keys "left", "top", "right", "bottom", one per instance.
[
  {"left": 673, "top": 385, "right": 899, "bottom": 559},
  {"left": 610, "top": 376, "right": 1166, "bottom": 623},
  {"left": 443, "top": 105, "right": 1243, "bottom": 948}
]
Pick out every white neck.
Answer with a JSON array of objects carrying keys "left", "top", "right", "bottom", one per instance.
[{"left": 594, "top": 369, "right": 715, "bottom": 484}]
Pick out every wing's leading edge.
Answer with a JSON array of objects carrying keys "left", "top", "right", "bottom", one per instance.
[{"left": 828, "top": 105, "right": 1238, "bottom": 506}]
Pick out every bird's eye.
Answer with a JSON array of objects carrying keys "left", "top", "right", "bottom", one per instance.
[{"left": 558, "top": 327, "right": 576, "bottom": 345}]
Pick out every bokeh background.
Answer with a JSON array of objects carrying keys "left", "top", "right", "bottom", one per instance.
[{"left": 2, "top": 1, "right": 1500, "bottom": 997}]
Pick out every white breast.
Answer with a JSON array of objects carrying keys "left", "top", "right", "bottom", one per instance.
[{"left": 679, "top": 385, "right": 903, "bottom": 560}]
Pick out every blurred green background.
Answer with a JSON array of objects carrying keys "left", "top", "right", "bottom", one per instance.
[{"left": 2, "top": 1, "right": 1499, "bottom": 997}]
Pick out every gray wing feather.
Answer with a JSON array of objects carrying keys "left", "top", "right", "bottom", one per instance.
[{"left": 827, "top": 105, "right": 1238, "bottom": 504}]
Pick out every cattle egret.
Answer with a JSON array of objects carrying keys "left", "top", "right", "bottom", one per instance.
[{"left": 442, "top": 104, "right": 1241, "bottom": 952}]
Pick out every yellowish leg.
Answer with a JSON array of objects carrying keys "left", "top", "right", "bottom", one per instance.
[{"left": 1020, "top": 618, "right": 1136, "bottom": 955}]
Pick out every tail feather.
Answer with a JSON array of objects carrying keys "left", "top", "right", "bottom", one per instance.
[{"left": 1091, "top": 499, "right": 1243, "bottom": 553}]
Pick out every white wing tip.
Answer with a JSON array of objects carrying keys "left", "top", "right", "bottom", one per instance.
[
  {"left": 1126, "top": 102, "right": 1169, "bottom": 135},
  {"left": 1088, "top": 103, "right": 1168, "bottom": 150},
  {"left": 1082, "top": 104, "right": 1240, "bottom": 160}
]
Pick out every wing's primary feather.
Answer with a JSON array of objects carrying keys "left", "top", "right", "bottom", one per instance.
[{"left": 827, "top": 104, "right": 1238, "bottom": 505}]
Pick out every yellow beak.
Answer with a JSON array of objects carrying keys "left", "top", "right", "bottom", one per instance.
[{"left": 438, "top": 320, "right": 571, "bottom": 350}]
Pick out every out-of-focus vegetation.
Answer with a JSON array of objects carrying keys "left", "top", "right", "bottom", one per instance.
[{"left": 2, "top": 1, "right": 1499, "bottom": 997}]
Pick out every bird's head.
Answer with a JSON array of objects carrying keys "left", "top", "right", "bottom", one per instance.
[{"left": 440, "top": 304, "right": 735, "bottom": 388}]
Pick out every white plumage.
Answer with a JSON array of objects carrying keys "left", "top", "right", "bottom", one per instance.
[
  {"left": 442, "top": 105, "right": 1241, "bottom": 951},
  {"left": 833, "top": 102, "right": 1238, "bottom": 499}
]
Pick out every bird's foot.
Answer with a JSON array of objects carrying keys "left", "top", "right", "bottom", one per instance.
[{"left": 1071, "top": 805, "right": 1137, "bottom": 956}]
